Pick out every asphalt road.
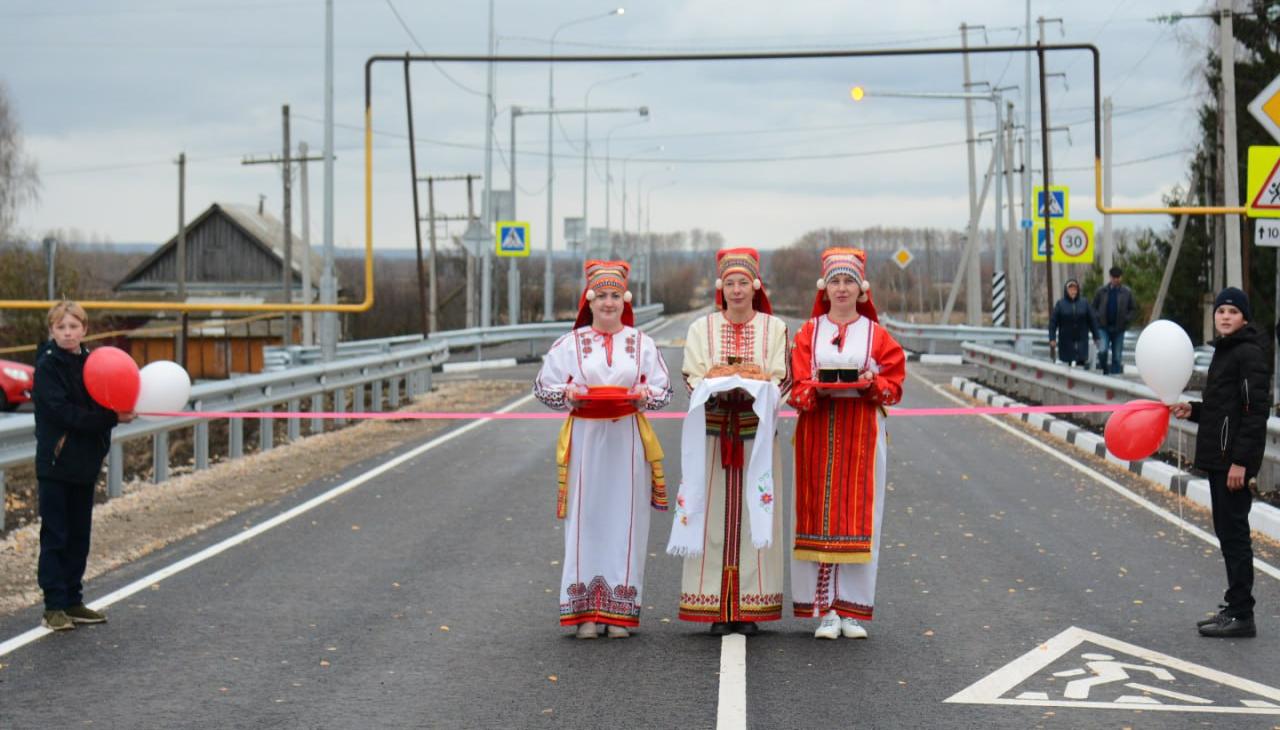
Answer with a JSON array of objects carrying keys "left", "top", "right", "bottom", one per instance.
[{"left": 1, "top": 309, "right": 1277, "bottom": 729}]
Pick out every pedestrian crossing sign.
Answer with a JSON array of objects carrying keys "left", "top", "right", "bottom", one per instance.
[
  {"left": 1033, "top": 186, "right": 1068, "bottom": 221},
  {"left": 1031, "top": 220, "right": 1094, "bottom": 263},
  {"left": 495, "top": 221, "right": 530, "bottom": 257}
]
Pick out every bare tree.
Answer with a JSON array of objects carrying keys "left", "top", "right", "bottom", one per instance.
[{"left": 0, "top": 81, "right": 39, "bottom": 239}]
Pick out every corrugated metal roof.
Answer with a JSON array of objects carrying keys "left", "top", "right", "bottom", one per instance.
[{"left": 216, "top": 202, "right": 324, "bottom": 282}]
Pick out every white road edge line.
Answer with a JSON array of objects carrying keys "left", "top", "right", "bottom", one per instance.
[
  {"left": 918, "top": 374, "right": 1280, "bottom": 582},
  {"left": 0, "top": 393, "right": 538, "bottom": 659},
  {"left": 717, "top": 633, "right": 747, "bottom": 730}
]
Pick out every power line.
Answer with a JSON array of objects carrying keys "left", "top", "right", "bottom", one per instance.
[{"left": 384, "top": 0, "right": 486, "bottom": 98}]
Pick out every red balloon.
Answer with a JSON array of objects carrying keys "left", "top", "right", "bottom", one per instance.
[
  {"left": 1104, "top": 399, "right": 1171, "bottom": 461},
  {"left": 84, "top": 346, "right": 140, "bottom": 412}
]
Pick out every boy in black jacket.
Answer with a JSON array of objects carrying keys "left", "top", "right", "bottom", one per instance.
[
  {"left": 33, "top": 301, "right": 135, "bottom": 631},
  {"left": 1171, "top": 287, "right": 1271, "bottom": 638}
]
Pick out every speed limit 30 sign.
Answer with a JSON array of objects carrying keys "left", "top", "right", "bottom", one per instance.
[{"left": 1033, "top": 219, "right": 1094, "bottom": 263}]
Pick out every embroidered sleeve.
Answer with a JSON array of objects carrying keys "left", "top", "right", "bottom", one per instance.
[
  {"left": 533, "top": 332, "right": 575, "bottom": 411},
  {"left": 787, "top": 319, "right": 818, "bottom": 412},
  {"left": 680, "top": 318, "right": 708, "bottom": 393},
  {"left": 641, "top": 333, "right": 673, "bottom": 410},
  {"left": 868, "top": 325, "right": 906, "bottom": 406}
]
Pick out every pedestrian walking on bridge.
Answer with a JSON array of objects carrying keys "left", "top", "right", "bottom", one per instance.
[
  {"left": 1049, "top": 278, "right": 1100, "bottom": 367},
  {"left": 788, "top": 248, "right": 905, "bottom": 640},
  {"left": 534, "top": 261, "right": 673, "bottom": 639},
  {"left": 1091, "top": 266, "right": 1135, "bottom": 374},
  {"left": 1171, "top": 287, "right": 1271, "bottom": 639}
]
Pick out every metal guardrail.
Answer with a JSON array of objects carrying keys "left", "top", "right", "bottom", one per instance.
[
  {"left": 961, "top": 341, "right": 1280, "bottom": 491},
  {"left": 0, "top": 338, "right": 449, "bottom": 532},
  {"left": 882, "top": 316, "right": 1213, "bottom": 372},
  {"left": 263, "top": 304, "right": 665, "bottom": 370}
]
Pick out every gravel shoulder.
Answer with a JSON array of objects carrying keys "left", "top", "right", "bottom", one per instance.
[{"left": 0, "top": 379, "right": 528, "bottom": 616}]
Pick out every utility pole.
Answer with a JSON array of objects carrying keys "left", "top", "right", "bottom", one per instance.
[
  {"left": 175, "top": 153, "right": 187, "bottom": 368},
  {"left": 242, "top": 105, "right": 324, "bottom": 346},
  {"left": 298, "top": 141, "right": 313, "bottom": 346},
  {"left": 481, "top": 0, "right": 496, "bottom": 328},
  {"left": 1102, "top": 96, "right": 1114, "bottom": 276},
  {"left": 420, "top": 174, "right": 483, "bottom": 330},
  {"left": 960, "top": 23, "right": 983, "bottom": 325},
  {"left": 322, "top": 0, "right": 336, "bottom": 360},
  {"left": 405, "top": 59, "right": 429, "bottom": 336},
  {"left": 1004, "top": 105, "right": 1021, "bottom": 329},
  {"left": 1219, "top": 0, "right": 1243, "bottom": 287},
  {"left": 1038, "top": 16, "right": 1063, "bottom": 306},
  {"left": 1023, "top": 0, "right": 1033, "bottom": 325}
]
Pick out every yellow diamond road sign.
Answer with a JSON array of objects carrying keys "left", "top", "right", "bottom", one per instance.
[
  {"left": 892, "top": 247, "right": 913, "bottom": 269},
  {"left": 1248, "top": 73, "right": 1280, "bottom": 144}
]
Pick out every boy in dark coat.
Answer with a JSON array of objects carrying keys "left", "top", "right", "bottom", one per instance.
[
  {"left": 1171, "top": 287, "right": 1271, "bottom": 638},
  {"left": 33, "top": 301, "right": 135, "bottom": 631},
  {"left": 1048, "top": 279, "right": 1100, "bottom": 367}
]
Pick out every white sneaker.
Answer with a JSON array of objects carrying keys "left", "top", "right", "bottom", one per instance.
[
  {"left": 841, "top": 617, "right": 868, "bottom": 639},
  {"left": 606, "top": 625, "right": 630, "bottom": 639},
  {"left": 814, "top": 610, "right": 841, "bottom": 640},
  {"left": 575, "top": 621, "right": 598, "bottom": 639}
]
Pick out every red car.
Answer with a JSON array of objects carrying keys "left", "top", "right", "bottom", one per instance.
[{"left": 1, "top": 359, "right": 34, "bottom": 411}]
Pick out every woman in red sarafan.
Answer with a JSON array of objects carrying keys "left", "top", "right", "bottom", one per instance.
[{"left": 788, "top": 247, "right": 905, "bottom": 640}]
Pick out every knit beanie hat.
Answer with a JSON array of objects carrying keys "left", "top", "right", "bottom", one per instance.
[{"left": 1213, "top": 287, "right": 1251, "bottom": 321}]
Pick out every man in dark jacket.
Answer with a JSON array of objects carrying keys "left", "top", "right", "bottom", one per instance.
[
  {"left": 1091, "top": 267, "right": 1135, "bottom": 375},
  {"left": 1048, "top": 279, "right": 1100, "bottom": 367},
  {"left": 1171, "top": 287, "right": 1271, "bottom": 638},
  {"left": 34, "top": 301, "right": 134, "bottom": 632}
]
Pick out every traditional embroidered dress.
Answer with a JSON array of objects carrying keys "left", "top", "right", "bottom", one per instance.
[
  {"left": 789, "top": 247, "right": 905, "bottom": 621},
  {"left": 534, "top": 261, "right": 673, "bottom": 629},
  {"left": 669, "top": 248, "right": 791, "bottom": 624}
]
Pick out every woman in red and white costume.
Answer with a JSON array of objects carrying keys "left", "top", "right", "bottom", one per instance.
[
  {"left": 533, "top": 260, "right": 673, "bottom": 639},
  {"left": 788, "top": 247, "right": 905, "bottom": 640}
]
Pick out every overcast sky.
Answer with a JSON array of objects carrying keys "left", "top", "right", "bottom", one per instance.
[{"left": 1, "top": 0, "right": 1229, "bottom": 252}]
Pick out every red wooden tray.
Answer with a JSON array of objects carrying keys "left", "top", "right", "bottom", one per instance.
[{"left": 577, "top": 386, "right": 642, "bottom": 402}]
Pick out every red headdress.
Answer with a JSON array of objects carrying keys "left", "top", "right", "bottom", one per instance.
[
  {"left": 573, "top": 259, "right": 634, "bottom": 329},
  {"left": 713, "top": 247, "right": 773, "bottom": 315},
  {"left": 810, "top": 246, "right": 877, "bottom": 321}
]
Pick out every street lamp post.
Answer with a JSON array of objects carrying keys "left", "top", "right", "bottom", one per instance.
[
  {"left": 604, "top": 117, "right": 650, "bottom": 254},
  {"left": 544, "top": 7, "right": 625, "bottom": 322},
  {"left": 618, "top": 146, "right": 663, "bottom": 258},
  {"left": 583, "top": 72, "right": 640, "bottom": 257},
  {"left": 643, "top": 179, "right": 677, "bottom": 305},
  {"left": 851, "top": 86, "right": 1006, "bottom": 326}
]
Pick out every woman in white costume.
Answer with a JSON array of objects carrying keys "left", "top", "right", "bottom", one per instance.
[{"left": 534, "top": 260, "right": 673, "bottom": 639}]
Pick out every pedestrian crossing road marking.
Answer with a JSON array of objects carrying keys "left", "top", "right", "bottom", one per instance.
[{"left": 945, "top": 626, "right": 1280, "bottom": 715}]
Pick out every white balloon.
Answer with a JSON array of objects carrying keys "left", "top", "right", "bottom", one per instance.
[
  {"left": 1134, "top": 320, "right": 1194, "bottom": 405},
  {"left": 135, "top": 360, "right": 192, "bottom": 418}
]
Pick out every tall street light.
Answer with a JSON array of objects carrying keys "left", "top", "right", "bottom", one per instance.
[
  {"left": 618, "top": 146, "right": 663, "bottom": 257},
  {"left": 583, "top": 72, "right": 640, "bottom": 257},
  {"left": 643, "top": 179, "right": 677, "bottom": 305},
  {"left": 851, "top": 86, "right": 1006, "bottom": 327},
  {"left": 544, "top": 7, "right": 625, "bottom": 322},
  {"left": 604, "top": 117, "right": 651, "bottom": 249}
]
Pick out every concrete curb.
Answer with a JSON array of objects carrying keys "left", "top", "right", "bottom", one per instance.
[{"left": 950, "top": 376, "right": 1280, "bottom": 544}]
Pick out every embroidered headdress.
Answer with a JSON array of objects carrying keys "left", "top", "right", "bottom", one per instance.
[
  {"left": 811, "top": 247, "right": 877, "bottom": 320},
  {"left": 713, "top": 247, "right": 773, "bottom": 314},
  {"left": 573, "top": 259, "right": 635, "bottom": 328}
]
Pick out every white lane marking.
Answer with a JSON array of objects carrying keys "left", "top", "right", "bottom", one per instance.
[
  {"left": 0, "top": 393, "right": 538, "bottom": 658},
  {"left": 717, "top": 634, "right": 747, "bottom": 729},
  {"left": 946, "top": 625, "right": 1280, "bottom": 714},
  {"left": 642, "top": 316, "right": 676, "bottom": 335},
  {"left": 917, "top": 374, "right": 1280, "bottom": 582}
]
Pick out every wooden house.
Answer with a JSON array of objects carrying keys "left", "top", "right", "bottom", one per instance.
[{"left": 114, "top": 201, "right": 332, "bottom": 378}]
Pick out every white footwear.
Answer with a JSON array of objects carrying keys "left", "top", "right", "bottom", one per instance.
[
  {"left": 841, "top": 617, "right": 868, "bottom": 639},
  {"left": 814, "top": 610, "right": 841, "bottom": 640},
  {"left": 575, "top": 621, "right": 598, "bottom": 640},
  {"left": 606, "top": 625, "right": 630, "bottom": 639}
]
